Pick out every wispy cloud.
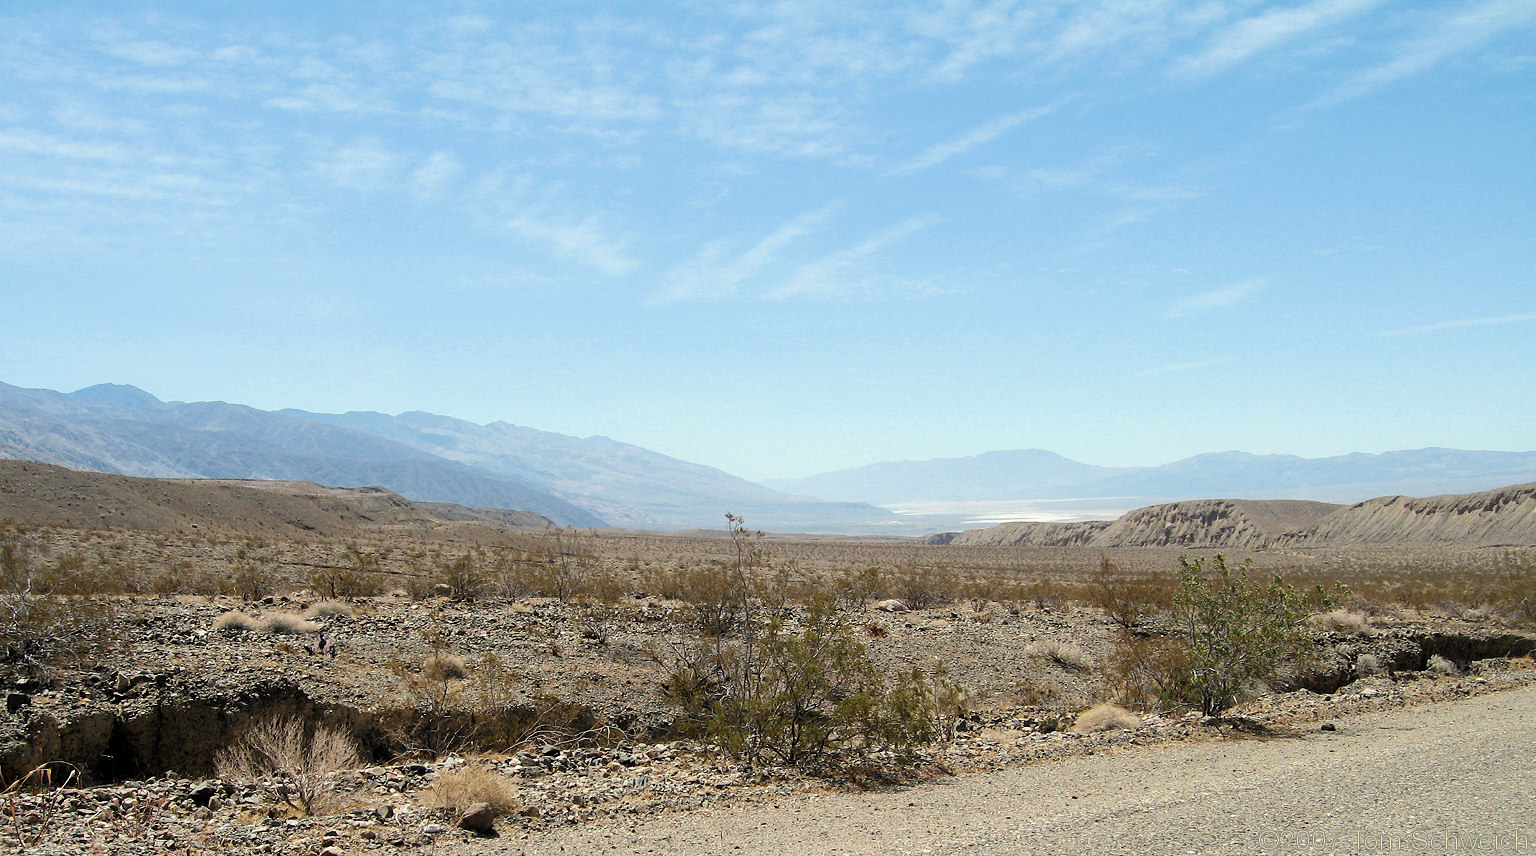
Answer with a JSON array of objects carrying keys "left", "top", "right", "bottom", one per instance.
[
  {"left": 655, "top": 203, "right": 841, "bottom": 303},
  {"left": 1133, "top": 357, "right": 1231, "bottom": 377},
  {"left": 410, "top": 151, "right": 462, "bottom": 200},
  {"left": 768, "top": 215, "right": 936, "bottom": 299},
  {"left": 505, "top": 213, "right": 637, "bottom": 276},
  {"left": 1376, "top": 312, "right": 1536, "bottom": 338},
  {"left": 1311, "top": 0, "right": 1536, "bottom": 107},
  {"left": 896, "top": 104, "right": 1056, "bottom": 173},
  {"left": 313, "top": 137, "right": 401, "bottom": 190},
  {"left": 1165, "top": 279, "right": 1265, "bottom": 317},
  {"left": 1173, "top": 0, "right": 1384, "bottom": 79}
]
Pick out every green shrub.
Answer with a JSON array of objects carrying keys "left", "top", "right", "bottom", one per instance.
[
  {"left": 1170, "top": 554, "right": 1340, "bottom": 714},
  {"left": 667, "top": 597, "right": 961, "bottom": 768}
]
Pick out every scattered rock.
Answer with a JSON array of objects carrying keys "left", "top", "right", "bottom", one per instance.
[
  {"left": 458, "top": 802, "right": 497, "bottom": 835},
  {"left": 875, "top": 599, "right": 909, "bottom": 613}
]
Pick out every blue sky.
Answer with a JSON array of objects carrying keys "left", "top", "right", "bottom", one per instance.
[{"left": 2, "top": 1, "right": 1533, "bottom": 481}]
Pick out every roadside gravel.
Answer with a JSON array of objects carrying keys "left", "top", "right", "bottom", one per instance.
[{"left": 498, "top": 683, "right": 1536, "bottom": 856}]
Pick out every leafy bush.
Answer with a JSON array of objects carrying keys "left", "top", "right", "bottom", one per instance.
[
  {"left": 436, "top": 553, "right": 487, "bottom": 601},
  {"left": 310, "top": 546, "right": 385, "bottom": 599},
  {"left": 666, "top": 597, "right": 962, "bottom": 768},
  {"left": 1170, "top": 554, "right": 1340, "bottom": 714},
  {"left": 1108, "top": 633, "right": 1190, "bottom": 712}
]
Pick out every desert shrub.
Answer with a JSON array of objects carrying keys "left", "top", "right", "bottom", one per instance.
[
  {"left": 261, "top": 613, "right": 321, "bottom": 635},
  {"left": 436, "top": 553, "right": 487, "bottom": 601},
  {"left": 539, "top": 528, "right": 597, "bottom": 602},
  {"left": 1355, "top": 653, "right": 1383, "bottom": 676},
  {"left": 423, "top": 652, "right": 469, "bottom": 681},
  {"left": 1108, "top": 634, "right": 1191, "bottom": 712},
  {"left": 215, "top": 717, "right": 360, "bottom": 816},
  {"left": 423, "top": 763, "right": 520, "bottom": 819},
  {"left": 663, "top": 595, "right": 963, "bottom": 769},
  {"left": 304, "top": 600, "right": 353, "bottom": 619},
  {"left": 1169, "top": 554, "right": 1339, "bottom": 714},
  {"left": 1088, "top": 555, "right": 1176, "bottom": 628},
  {"left": 213, "top": 611, "right": 260, "bottom": 633},
  {"left": 665, "top": 563, "right": 750, "bottom": 637},
  {"left": 1309, "top": 608, "right": 1371, "bottom": 635},
  {"left": 1426, "top": 654, "right": 1459, "bottom": 675},
  {"left": 1026, "top": 640, "right": 1095, "bottom": 673},
  {"left": 0, "top": 526, "right": 117, "bottom": 677},
  {"left": 1072, "top": 703, "right": 1141, "bottom": 734},
  {"left": 231, "top": 560, "right": 272, "bottom": 602},
  {"left": 828, "top": 566, "right": 883, "bottom": 610},
  {"left": 389, "top": 647, "right": 587, "bottom": 757},
  {"left": 311, "top": 546, "right": 385, "bottom": 599},
  {"left": 890, "top": 562, "right": 961, "bottom": 610}
]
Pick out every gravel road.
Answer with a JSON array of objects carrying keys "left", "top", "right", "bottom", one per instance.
[{"left": 495, "top": 685, "right": 1536, "bottom": 855}]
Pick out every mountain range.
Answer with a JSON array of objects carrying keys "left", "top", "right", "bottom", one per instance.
[
  {"left": 0, "top": 382, "right": 886, "bottom": 532},
  {"left": 4, "top": 380, "right": 1536, "bottom": 535},
  {"left": 765, "top": 447, "right": 1536, "bottom": 506}
]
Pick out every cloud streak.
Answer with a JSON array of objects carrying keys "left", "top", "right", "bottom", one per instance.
[
  {"left": 768, "top": 214, "right": 937, "bottom": 300},
  {"left": 1311, "top": 0, "right": 1536, "bottom": 107},
  {"left": 1173, "top": 0, "right": 1384, "bottom": 78},
  {"left": 655, "top": 203, "right": 842, "bottom": 302},
  {"left": 1376, "top": 312, "right": 1536, "bottom": 338},
  {"left": 896, "top": 104, "right": 1056, "bottom": 173},
  {"left": 1165, "top": 279, "right": 1265, "bottom": 317}
]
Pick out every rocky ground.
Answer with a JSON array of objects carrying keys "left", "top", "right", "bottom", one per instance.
[{"left": 6, "top": 585, "right": 1536, "bottom": 855}]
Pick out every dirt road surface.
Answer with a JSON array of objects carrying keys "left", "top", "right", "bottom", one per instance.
[{"left": 495, "top": 686, "right": 1536, "bottom": 855}]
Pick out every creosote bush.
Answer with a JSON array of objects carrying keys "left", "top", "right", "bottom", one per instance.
[
  {"left": 659, "top": 516, "right": 964, "bottom": 770},
  {"left": 1169, "top": 554, "right": 1343, "bottom": 714}
]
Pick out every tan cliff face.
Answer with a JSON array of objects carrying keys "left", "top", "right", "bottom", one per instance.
[
  {"left": 951, "top": 487, "right": 1536, "bottom": 549},
  {"left": 1280, "top": 485, "right": 1536, "bottom": 548}
]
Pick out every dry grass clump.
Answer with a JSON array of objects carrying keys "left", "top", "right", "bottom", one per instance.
[
  {"left": 1426, "top": 654, "right": 1459, "bottom": 676},
  {"left": 423, "top": 763, "right": 520, "bottom": 818},
  {"left": 1072, "top": 703, "right": 1141, "bottom": 734},
  {"left": 213, "top": 611, "right": 260, "bottom": 633},
  {"left": 423, "top": 652, "right": 469, "bottom": 681},
  {"left": 260, "top": 612, "right": 322, "bottom": 635},
  {"left": 304, "top": 600, "right": 353, "bottom": 619},
  {"left": 1355, "top": 653, "right": 1383, "bottom": 676},
  {"left": 1026, "top": 640, "right": 1095, "bottom": 673},
  {"left": 1309, "top": 608, "right": 1371, "bottom": 635}
]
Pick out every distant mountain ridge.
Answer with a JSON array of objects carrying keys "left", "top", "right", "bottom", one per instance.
[
  {"left": 280, "top": 408, "right": 875, "bottom": 531},
  {"left": 767, "top": 447, "right": 1536, "bottom": 506},
  {"left": 0, "top": 381, "right": 894, "bottom": 532},
  {"left": 0, "top": 382, "right": 604, "bottom": 526}
]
